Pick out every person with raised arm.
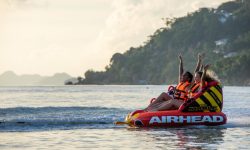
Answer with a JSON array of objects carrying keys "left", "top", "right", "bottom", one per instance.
[{"left": 146, "top": 54, "right": 194, "bottom": 111}]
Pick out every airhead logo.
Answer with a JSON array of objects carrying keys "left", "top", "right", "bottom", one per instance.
[{"left": 149, "top": 115, "right": 224, "bottom": 124}]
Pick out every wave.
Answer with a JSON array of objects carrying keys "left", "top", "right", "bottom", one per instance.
[
  {"left": 1, "top": 107, "right": 250, "bottom": 131},
  {"left": 0, "top": 106, "right": 130, "bottom": 131}
]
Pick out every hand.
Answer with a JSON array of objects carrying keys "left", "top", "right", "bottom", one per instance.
[
  {"left": 204, "top": 64, "right": 210, "bottom": 70},
  {"left": 198, "top": 53, "right": 204, "bottom": 61},
  {"left": 198, "top": 53, "right": 202, "bottom": 61},
  {"left": 178, "top": 54, "right": 182, "bottom": 61}
]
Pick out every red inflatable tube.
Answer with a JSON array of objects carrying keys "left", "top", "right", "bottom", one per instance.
[
  {"left": 123, "top": 81, "right": 227, "bottom": 127},
  {"left": 125, "top": 110, "right": 227, "bottom": 127}
]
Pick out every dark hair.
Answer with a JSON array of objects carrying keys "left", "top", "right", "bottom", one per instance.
[{"left": 184, "top": 71, "right": 193, "bottom": 83}]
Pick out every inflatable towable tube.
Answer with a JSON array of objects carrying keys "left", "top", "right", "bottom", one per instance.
[
  {"left": 121, "top": 81, "right": 227, "bottom": 127},
  {"left": 124, "top": 110, "right": 227, "bottom": 127}
]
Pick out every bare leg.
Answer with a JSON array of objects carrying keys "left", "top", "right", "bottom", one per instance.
[
  {"left": 145, "top": 92, "right": 172, "bottom": 111},
  {"left": 150, "top": 99, "right": 184, "bottom": 111}
]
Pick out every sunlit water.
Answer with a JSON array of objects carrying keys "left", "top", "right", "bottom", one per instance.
[{"left": 0, "top": 85, "right": 250, "bottom": 149}]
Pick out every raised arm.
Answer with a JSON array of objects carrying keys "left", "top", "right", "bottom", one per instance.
[
  {"left": 199, "top": 64, "right": 204, "bottom": 72},
  {"left": 194, "top": 53, "right": 202, "bottom": 73},
  {"left": 201, "top": 64, "right": 210, "bottom": 89},
  {"left": 178, "top": 54, "right": 183, "bottom": 83}
]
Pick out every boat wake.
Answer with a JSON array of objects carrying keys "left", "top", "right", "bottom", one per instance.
[
  {"left": 0, "top": 106, "right": 129, "bottom": 131},
  {"left": 1, "top": 107, "right": 249, "bottom": 131}
]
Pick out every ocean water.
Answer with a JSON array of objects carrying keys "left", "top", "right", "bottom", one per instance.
[{"left": 0, "top": 85, "right": 250, "bottom": 150}]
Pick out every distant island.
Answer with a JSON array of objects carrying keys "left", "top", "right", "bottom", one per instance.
[
  {"left": 0, "top": 71, "right": 73, "bottom": 86},
  {"left": 73, "top": 0, "right": 250, "bottom": 86}
]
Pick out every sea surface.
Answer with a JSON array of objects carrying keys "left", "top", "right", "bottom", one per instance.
[{"left": 0, "top": 85, "right": 250, "bottom": 150}]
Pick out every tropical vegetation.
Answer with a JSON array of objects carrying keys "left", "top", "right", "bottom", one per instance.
[{"left": 69, "top": 0, "right": 250, "bottom": 86}]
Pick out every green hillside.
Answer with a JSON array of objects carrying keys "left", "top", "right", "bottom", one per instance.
[{"left": 75, "top": 0, "right": 250, "bottom": 86}]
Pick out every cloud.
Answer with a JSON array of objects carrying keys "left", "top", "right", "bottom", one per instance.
[
  {"left": 0, "top": 0, "right": 232, "bottom": 76},
  {"left": 91, "top": 0, "right": 231, "bottom": 70},
  {"left": 0, "top": 0, "right": 113, "bottom": 76}
]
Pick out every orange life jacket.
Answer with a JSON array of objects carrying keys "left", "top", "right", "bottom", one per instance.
[
  {"left": 189, "top": 81, "right": 208, "bottom": 98},
  {"left": 192, "top": 83, "right": 200, "bottom": 92},
  {"left": 173, "top": 81, "right": 190, "bottom": 101},
  {"left": 188, "top": 82, "right": 201, "bottom": 98}
]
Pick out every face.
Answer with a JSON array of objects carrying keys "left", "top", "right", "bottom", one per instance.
[
  {"left": 194, "top": 72, "right": 201, "bottom": 83},
  {"left": 181, "top": 73, "right": 190, "bottom": 82}
]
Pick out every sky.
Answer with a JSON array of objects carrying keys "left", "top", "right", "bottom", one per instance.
[{"left": 0, "top": 0, "right": 231, "bottom": 77}]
